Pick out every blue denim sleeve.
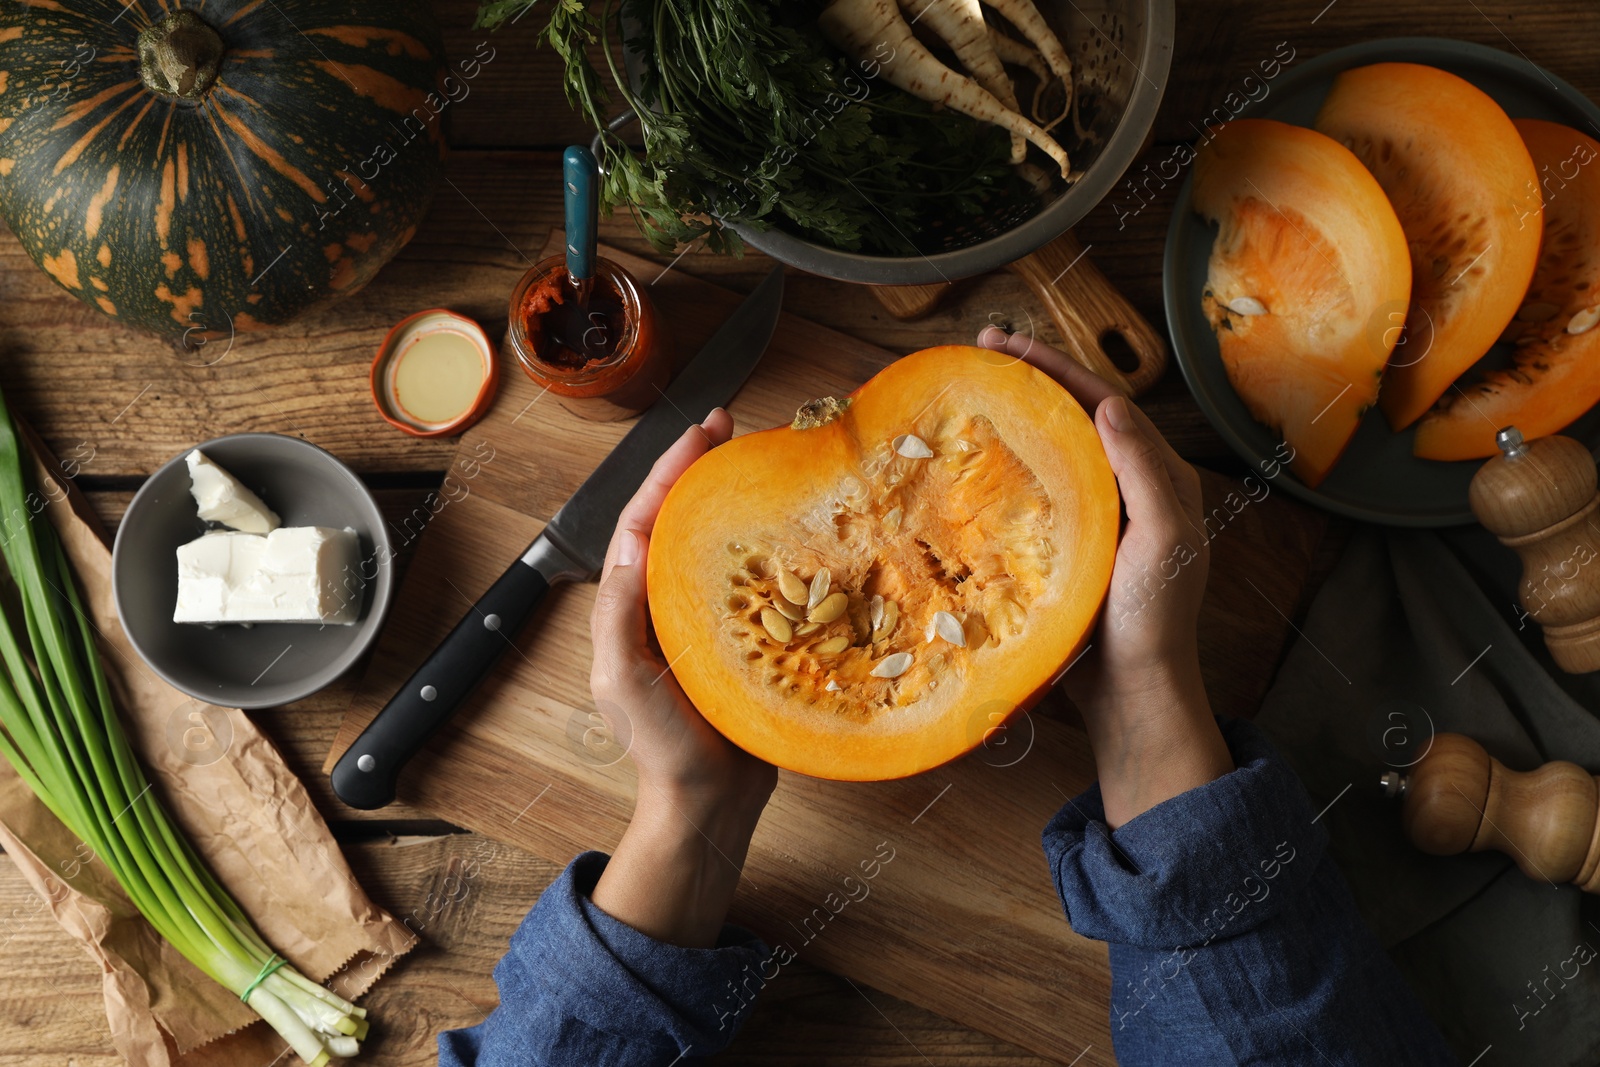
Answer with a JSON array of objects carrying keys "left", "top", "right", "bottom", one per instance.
[
  {"left": 1043, "top": 717, "right": 1458, "bottom": 1066},
  {"left": 437, "top": 851, "right": 769, "bottom": 1066}
]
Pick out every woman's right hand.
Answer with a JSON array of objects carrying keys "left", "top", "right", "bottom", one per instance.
[{"left": 976, "top": 327, "right": 1233, "bottom": 827}]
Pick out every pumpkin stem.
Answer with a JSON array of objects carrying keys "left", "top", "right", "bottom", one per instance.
[
  {"left": 792, "top": 396, "right": 852, "bottom": 430},
  {"left": 137, "top": 11, "right": 224, "bottom": 101}
]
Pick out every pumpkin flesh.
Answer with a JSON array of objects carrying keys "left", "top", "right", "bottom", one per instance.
[
  {"left": 1192, "top": 118, "right": 1412, "bottom": 487},
  {"left": 1415, "top": 119, "right": 1600, "bottom": 460},
  {"left": 647, "top": 346, "right": 1119, "bottom": 781},
  {"left": 1313, "top": 62, "right": 1543, "bottom": 431}
]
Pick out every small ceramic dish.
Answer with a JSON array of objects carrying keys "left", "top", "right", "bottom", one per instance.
[
  {"left": 112, "top": 434, "right": 394, "bottom": 709},
  {"left": 370, "top": 308, "right": 498, "bottom": 437}
]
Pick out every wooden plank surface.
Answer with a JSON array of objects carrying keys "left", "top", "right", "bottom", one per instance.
[
  {"left": 4, "top": 0, "right": 1594, "bottom": 1062},
  {"left": 324, "top": 238, "right": 1119, "bottom": 1063},
  {"left": 321, "top": 237, "right": 1325, "bottom": 1066}
]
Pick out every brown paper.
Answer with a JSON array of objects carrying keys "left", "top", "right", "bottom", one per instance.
[{"left": 0, "top": 439, "right": 416, "bottom": 1065}]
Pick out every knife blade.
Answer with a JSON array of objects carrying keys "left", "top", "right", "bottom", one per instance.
[{"left": 331, "top": 265, "right": 785, "bottom": 810}]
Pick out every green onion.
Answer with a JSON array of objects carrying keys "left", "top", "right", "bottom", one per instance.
[{"left": 0, "top": 394, "right": 366, "bottom": 1065}]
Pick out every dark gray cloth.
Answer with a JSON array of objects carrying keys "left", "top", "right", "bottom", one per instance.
[{"left": 1254, "top": 524, "right": 1600, "bottom": 1066}]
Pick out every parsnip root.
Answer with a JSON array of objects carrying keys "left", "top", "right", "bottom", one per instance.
[
  {"left": 988, "top": 26, "right": 1049, "bottom": 85},
  {"left": 899, "top": 0, "right": 1026, "bottom": 163},
  {"left": 821, "top": 0, "right": 1071, "bottom": 178},
  {"left": 978, "top": 0, "right": 1073, "bottom": 83},
  {"left": 987, "top": 26, "right": 1067, "bottom": 131}
]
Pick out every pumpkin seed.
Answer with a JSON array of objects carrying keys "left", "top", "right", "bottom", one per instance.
[
  {"left": 931, "top": 610, "right": 966, "bottom": 647},
  {"left": 772, "top": 597, "right": 802, "bottom": 621},
  {"left": 871, "top": 652, "right": 913, "bottom": 679},
  {"left": 760, "top": 607, "right": 793, "bottom": 644},
  {"left": 777, "top": 569, "right": 808, "bottom": 606},
  {"left": 809, "top": 591, "right": 848, "bottom": 624},
  {"left": 964, "top": 612, "right": 991, "bottom": 649},
  {"left": 870, "top": 594, "right": 884, "bottom": 632},
  {"left": 893, "top": 433, "right": 934, "bottom": 458},
  {"left": 815, "top": 635, "right": 850, "bottom": 655},
  {"left": 808, "top": 567, "right": 832, "bottom": 609},
  {"left": 795, "top": 621, "right": 821, "bottom": 636},
  {"left": 883, "top": 506, "right": 902, "bottom": 532},
  {"left": 825, "top": 679, "right": 844, "bottom": 692},
  {"left": 872, "top": 599, "right": 899, "bottom": 643},
  {"left": 1225, "top": 296, "right": 1267, "bottom": 316},
  {"left": 1567, "top": 305, "right": 1600, "bottom": 335}
]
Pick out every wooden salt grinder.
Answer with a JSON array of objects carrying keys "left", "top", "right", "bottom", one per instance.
[
  {"left": 1468, "top": 427, "right": 1600, "bottom": 673},
  {"left": 1380, "top": 734, "right": 1600, "bottom": 893}
]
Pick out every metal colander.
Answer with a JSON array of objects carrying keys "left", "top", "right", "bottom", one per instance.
[{"left": 733, "top": 0, "right": 1175, "bottom": 284}]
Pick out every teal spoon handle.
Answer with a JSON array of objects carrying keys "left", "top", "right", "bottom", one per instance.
[{"left": 563, "top": 144, "right": 598, "bottom": 283}]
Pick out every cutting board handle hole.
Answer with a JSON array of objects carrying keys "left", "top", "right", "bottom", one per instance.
[{"left": 1098, "top": 329, "right": 1140, "bottom": 374}]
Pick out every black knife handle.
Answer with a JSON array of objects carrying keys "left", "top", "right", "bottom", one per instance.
[{"left": 331, "top": 536, "right": 586, "bottom": 810}]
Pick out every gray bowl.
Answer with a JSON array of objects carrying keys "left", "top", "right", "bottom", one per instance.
[
  {"left": 1162, "top": 38, "right": 1600, "bottom": 526},
  {"left": 112, "top": 434, "right": 394, "bottom": 709},
  {"left": 603, "top": 0, "right": 1174, "bottom": 285}
]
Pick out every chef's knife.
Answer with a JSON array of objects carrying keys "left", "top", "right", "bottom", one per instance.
[{"left": 332, "top": 265, "right": 785, "bottom": 810}]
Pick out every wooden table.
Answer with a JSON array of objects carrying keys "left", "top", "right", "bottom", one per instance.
[{"left": 4, "top": 2, "right": 1598, "bottom": 1064}]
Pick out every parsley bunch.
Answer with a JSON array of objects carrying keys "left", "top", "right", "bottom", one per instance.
[{"left": 478, "top": 0, "right": 1018, "bottom": 255}]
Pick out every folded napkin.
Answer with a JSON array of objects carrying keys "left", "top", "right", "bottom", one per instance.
[{"left": 1254, "top": 523, "right": 1600, "bottom": 1066}]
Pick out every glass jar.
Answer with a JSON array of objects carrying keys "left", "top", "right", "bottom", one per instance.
[{"left": 504, "top": 254, "right": 671, "bottom": 421}]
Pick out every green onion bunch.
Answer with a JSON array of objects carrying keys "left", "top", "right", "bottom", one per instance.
[{"left": 0, "top": 396, "right": 367, "bottom": 1066}]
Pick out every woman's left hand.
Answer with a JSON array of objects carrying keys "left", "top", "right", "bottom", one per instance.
[{"left": 588, "top": 407, "right": 776, "bottom": 947}]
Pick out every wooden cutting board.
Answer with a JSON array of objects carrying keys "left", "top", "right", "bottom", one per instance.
[{"left": 328, "top": 235, "right": 1328, "bottom": 1065}]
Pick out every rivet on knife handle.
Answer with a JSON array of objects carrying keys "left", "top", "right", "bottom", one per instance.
[{"left": 330, "top": 537, "right": 582, "bottom": 810}]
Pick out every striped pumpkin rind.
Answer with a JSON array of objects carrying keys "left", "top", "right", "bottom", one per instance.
[{"left": 0, "top": 0, "right": 448, "bottom": 342}]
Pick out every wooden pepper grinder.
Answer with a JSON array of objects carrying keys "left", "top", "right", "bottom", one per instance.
[
  {"left": 1380, "top": 734, "right": 1600, "bottom": 892},
  {"left": 1469, "top": 427, "right": 1600, "bottom": 673}
]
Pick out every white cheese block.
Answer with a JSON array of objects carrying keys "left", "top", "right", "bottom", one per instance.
[
  {"left": 186, "top": 450, "right": 280, "bottom": 533},
  {"left": 174, "top": 526, "right": 361, "bottom": 625}
]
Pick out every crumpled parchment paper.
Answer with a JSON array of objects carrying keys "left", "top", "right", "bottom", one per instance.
[{"left": 0, "top": 434, "right": 415, "bottom": 1065}]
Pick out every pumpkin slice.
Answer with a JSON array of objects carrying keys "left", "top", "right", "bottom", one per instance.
[
  {"left": 1192, "top": 118, "right": 1412, "bottom": 487},
  {"left": 1415, "top": 120, "right": 1600, "bottom": 460},
  {"left": 1313, "top": 62, "right": 1543, "bottom": 430},
  {"left": 647, "top": 346, "right": 1118, "bottom": 781}
]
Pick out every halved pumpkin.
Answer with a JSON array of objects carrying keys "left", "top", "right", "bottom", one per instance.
[
  {"left": 647, "top": 346, "right": 1119, "bottom": 781},
  {"left": 1314, "top": 62, "right": 1542, "bottom": 430},
  {"left": 1415, "top": 119, "right": 1600, "bottom": 460},
  {"left": 1192, "top": 118, "right": 1412, "bottom": 487}
]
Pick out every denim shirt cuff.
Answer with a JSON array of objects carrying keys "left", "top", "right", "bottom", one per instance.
[
  {"left": 511, "top": 851, "right": 769, "bottom": 1051},
  {"left": 1042, "top": 717, "right": 1327, "bottom": 949}
]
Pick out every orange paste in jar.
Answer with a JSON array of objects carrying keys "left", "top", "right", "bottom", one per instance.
[{"left": 507, "top": 255, "right": 669, "bottom": 419}]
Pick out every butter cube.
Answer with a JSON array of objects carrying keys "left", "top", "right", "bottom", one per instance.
[
  {"left": 186, "top": 450, "right": 280, "bottom": 534},
  {"left": 174, "top": 526, "right": 361, "bottom": 625}
]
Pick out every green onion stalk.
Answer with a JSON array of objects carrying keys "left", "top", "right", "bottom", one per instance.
[{"left": 0, "top": 396, "right": 367, "bottom": 1065}]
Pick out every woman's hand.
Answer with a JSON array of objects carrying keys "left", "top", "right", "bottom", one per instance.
[
  {"left": 588, "top": 408, "right": 777, "bottom": 947},
  {"left": 977, "top": 327, "right": 1232, "bottom": 827}
]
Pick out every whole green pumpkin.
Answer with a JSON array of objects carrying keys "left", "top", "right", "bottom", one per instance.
[{"left": 0, "top": 1, "right": 448, "bottom": 343}]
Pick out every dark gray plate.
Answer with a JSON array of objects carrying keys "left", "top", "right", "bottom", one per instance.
[
  {"left": 111, "top": 434, "right": 394, "bottom": 709},
  {"left": 1163, "top": 37, "right": 1600, "bottom": 526}
]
